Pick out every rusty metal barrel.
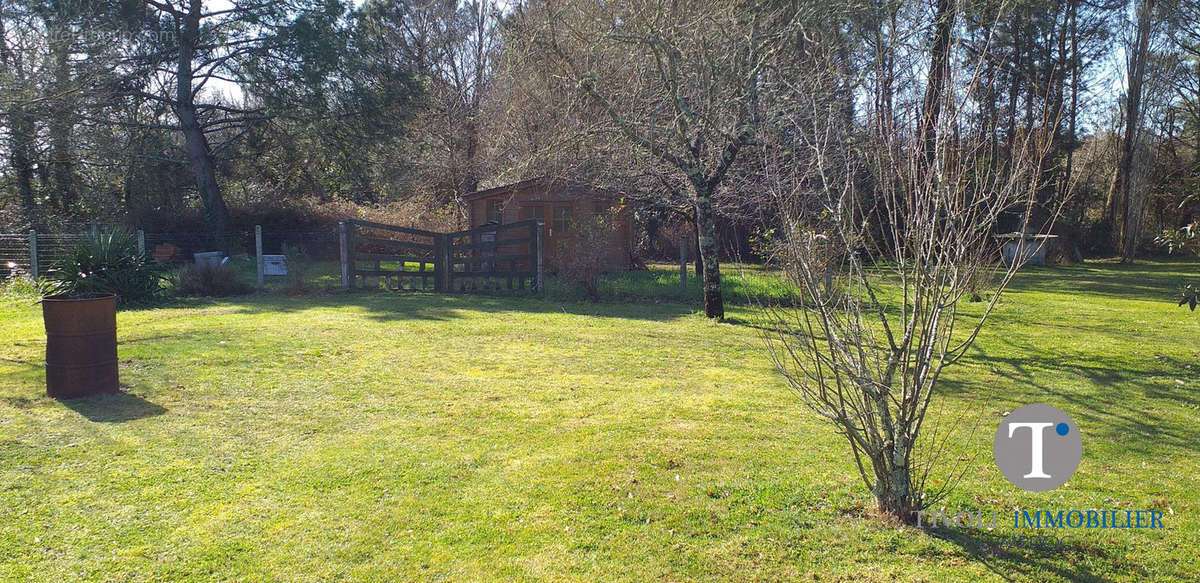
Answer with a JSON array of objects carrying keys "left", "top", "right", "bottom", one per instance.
[{"left": 42, "top": 293, "right": 119, "bottom": 399}]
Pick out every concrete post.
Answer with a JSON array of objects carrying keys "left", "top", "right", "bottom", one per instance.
[
  {"left": 339, "top": 220, "right": 352, "bottom": 291},
  {"left": 255, "top": 225, "right": 264, "bottom": 292},
  {"left": 28, "top": 230, "right": 38, "bottom": 280},
  {"left": 680, "top": 236, "right": 688, "bottom": 291}
]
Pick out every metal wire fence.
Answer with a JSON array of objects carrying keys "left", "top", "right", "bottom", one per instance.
[
  {"left": 0, "top": 226, "right": 341, "bottom": 282},
  {"left": 0, "top": 232, "right": 90, "bottom": 278}
]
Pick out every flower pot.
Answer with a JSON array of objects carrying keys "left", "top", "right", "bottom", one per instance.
[{"left": 42, "top": 293, "right": 119, "bottom": 399}]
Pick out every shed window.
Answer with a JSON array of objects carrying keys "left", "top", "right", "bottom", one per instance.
[
  {"left": 521, "top": 205, "right": 545, "bottom": 221},
  {"left": 553, "top": 205, "right": 573, "bottom": 233},
  {"left": 486, "top": 199, "right": 504, "bottom": 223}
]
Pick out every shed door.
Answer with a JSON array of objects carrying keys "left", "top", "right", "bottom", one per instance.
[
  {"left": 549, "top": 205, "right": 576, "bottom": 268},
  {"left": 521, "top": 203, "right": 575, "bottom": 270},
  {"left": 520, "top": 204, "right": 549, "bottom": 266}
]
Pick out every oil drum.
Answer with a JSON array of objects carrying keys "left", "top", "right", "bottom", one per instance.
[{"left": 42, "top": 293, "right": 118, "bottom": 399}]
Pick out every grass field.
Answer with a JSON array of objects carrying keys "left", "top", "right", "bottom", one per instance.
[{"left": 1, "top": 260, "right": 1198, "bottom": 581}]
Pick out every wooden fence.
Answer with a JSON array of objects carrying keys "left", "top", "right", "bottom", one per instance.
[{"left": 339, "top": 219, "right": 544, "bottom": 293}]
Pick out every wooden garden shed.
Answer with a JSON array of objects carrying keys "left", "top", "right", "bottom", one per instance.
[{"left": 463, "top": 177, "right": 634, "bottom": 272}]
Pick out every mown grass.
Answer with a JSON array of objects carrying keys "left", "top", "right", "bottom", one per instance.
[
  {"left": 587, "top": 263, "right": 797, "bottom": 304},
  {"left": 0, "top": 259, "right": 1197, "bottom": 581},
  {"left": 221, "top": 257, "right": 795, "bottom": 302}
]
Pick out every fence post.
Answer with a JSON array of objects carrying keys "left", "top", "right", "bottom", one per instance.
[
  {"left": 339, "top": 220, "right": 352, "bottom": 291},
  {"left": 136, "top": 229, "right": 145, "bottom": 257},
  {"left": 28, "top": 230, "right": 38, "bottom": 280},
  {"left": 433, "top": 234, "right": 444, "bottom": 292},
  {"left": 255, "top": 225, "right": 264, "bottom": 292},
  {"left": 534, "top": 220, "right": 544, "bottom": 293},
  {"left": 680, "top": 236, "right": 688, "bottom": 291}
]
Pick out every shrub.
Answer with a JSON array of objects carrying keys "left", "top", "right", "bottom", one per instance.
[
  {"left": 964, "top": 266, "right": 995, "bottom": 303},
  {"left": 1155, "top": 222, "right": 1198, "bottom": 311},
  {"left": 1154, "top": 222, "right": 1198, "bottom": 256},
  {"left": 46, "top": 230, "right": 166, "bottom": 304},
  {"left": 0, "top": 274, "right": 39, "bottom": 302},
  {"left": 1179, "top": 283, "right": 1199, "bottom": 311},
  {"left": 558, "top": 216, "right": 615, "bottom": 301},
  {"left": 172, "top": 263, "right": 253, "bottom": 297}
]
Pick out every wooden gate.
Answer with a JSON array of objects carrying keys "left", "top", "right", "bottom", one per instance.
[
  {"left": 339, "top": 219, "right": 543, "bottom": 293},
  {"left": 446, "top": 219, "right": 543, "bottom": 292}
]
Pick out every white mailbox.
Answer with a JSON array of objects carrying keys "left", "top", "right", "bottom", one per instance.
[{"left": 263, "top": 254, "right": 287, "bottom": 276}]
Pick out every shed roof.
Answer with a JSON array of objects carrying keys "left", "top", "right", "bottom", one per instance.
[{"left": 462, "top": 177, "right": 617, "bottom": 202}]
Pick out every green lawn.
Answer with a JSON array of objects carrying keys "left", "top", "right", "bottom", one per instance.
[{"left": 1, "top": 260, "right": 1197, "bottom": 581}]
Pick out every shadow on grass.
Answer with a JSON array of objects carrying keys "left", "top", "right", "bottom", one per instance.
[
  {"left": 168, "top": 289, "right": 705, "bottom": 324},
  {"left": 931, "top": 527, "right": 1138, "bottom": 582},
  {"left": 1005, "top": 259, "right": 1198, "bottom": 303},
  {"left": 945, "top": 338, "right": 1200, "bottom": 456},
  {"left": 61, "top": 391, "right": 167, "bottom": 422}
]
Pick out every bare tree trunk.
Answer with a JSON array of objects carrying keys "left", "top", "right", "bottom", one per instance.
[
  {"left": 984, "top": 50, "right": 998, "bottom": 168},
  {"left": 8, "top": 107, "right": 41, "bottom": 231},
  {"left": 174, "top": 0, "right": 232, "bottom": 250},
  {"left": 49, "top": 37, "right": 77, "bottom": 212},
  {"left": 1, "top": 14, "right": 41, "bottom": 231},
  {"left": 461, "top": 0, "right": 488, "bottom": 197},
  {"left": 917, "top": 0, "right": 956, "bottom": 168},
  {"left": 871, "top": 8, "right": 898, "bottom": 139},
  {"left": 1063, "top": 0, "right": 1079, "bottom": 195},
  {"left": 1195, "top": 61, "right": 1200, "bottom": 169},
  {"left": 1117, "top": 0, "right": 1155, "bottom": 262},
  {"left": 1006, "top": 24, "right": 1022, "bottom": 171},
  {"left": 882, "top": 437, "right": 913, "bottom": 519},
  {"left": 692, "top": 182, "right": 723, "bottom": 319}
]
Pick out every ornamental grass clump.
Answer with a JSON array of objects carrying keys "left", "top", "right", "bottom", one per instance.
[{"left": 45, "top": 230, "right": 166, "bottom": 305}]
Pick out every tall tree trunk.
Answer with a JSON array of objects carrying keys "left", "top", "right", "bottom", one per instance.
[
  {"left": 1116, "top": 0, "right": 1155, "bottom": 262},
  {"left": 463, "top": 0, "right": 488, "bottom": 198},
  {"left": 174, "top": 0, "right": 232, "bottom": 250},
  {"left": 1194, "top": 61, "right": 1200, "bottom": 169},
  {"left": 1062, "top": 0, "right": 1084, "bottom": 250},
  {"left": 872, "top": 8, "right": 897, "bottom": 139},
  {"left": 1063, "top": 0, "right": 1079, "bottom": 194},
  {"left": 917, "top": 0, "right": 956, "bottom": 168},
  {"left": 1102, "top": 158, "right": 1120, "bottom": 245},
  {"left": 1024, "top": 22, "right": 1037, "bottom": 133},
  {"left": 8, "top": 106, "right": 41, "bottom": 231},
  {"left": 985, "top": 50, "right": 998, "bottom": 169},
  {"left": 1006, "top": 20, "right": 1022, "bottom": 173},
  {"left": 1, "top": 15, "right": 41, "bottom": 231},
  {"left": 49, "top": 37, "right": 77, "bottom": 212},
  {"left": 692, "top": 182, "right": 723, "bottom": 319}
]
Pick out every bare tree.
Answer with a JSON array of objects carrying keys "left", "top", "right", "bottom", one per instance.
[
  {"left": 756, "top": 15, "right": 1064, "bottom": 522},
  {"left": 357, "top": 0, "right": 502, "bottom": 221},
  {"left": 1111, "top": 0, "right": 1159, "bottom": 261},
  {"left": 521, "top": 0, "right": 810, "bottom": 319}
]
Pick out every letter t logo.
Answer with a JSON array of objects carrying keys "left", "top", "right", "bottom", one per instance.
[
  {"left": 994, "top": 404, "right": 1081, "bottom": 492},
  {"left": 1008, "top": 422, "right": 1054, "bottom": 478}
]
